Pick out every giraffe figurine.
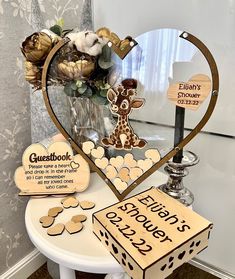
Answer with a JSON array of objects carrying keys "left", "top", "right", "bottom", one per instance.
[{"left": 102, "top": 79, "right": 147, "bottom": 150}]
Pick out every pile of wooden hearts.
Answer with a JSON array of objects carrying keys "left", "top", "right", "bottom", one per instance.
[
  {"left": 82, "top": 141, "right": 161, "bottom": 193},
  {"left": 39, "top": 196, "right": 95, "bottom": 236}
]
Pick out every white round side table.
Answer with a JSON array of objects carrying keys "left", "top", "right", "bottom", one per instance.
[{"left": 25, "top": 171, "right": 167, "bottom": 279}]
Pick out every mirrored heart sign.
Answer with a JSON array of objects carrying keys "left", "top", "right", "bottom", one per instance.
[{"left": 41, "top": 29, "right": 219, "bottom": 201}]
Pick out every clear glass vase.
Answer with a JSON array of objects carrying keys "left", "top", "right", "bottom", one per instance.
[{"left": 67, "top": 96, "right": 114, "bottom": 146}]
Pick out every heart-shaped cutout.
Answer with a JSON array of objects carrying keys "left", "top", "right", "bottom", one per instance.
[
  {"left": 145, "top": 149, "right": 161, "bottom": 163},
  {"left": 178, "top": 250, "right": 186, "bottom": 260},
  {"left": 124, "top": 153, "right": 137, "bottom": 168},
  {"left": 113, "top": 178, "right": 128, "bottom": 193},
  {"left": 110, "top": 156, "right": 124, "bottom": 169},
  {"left": 42, "top": 30, "right": 218, "bottom": 201},
  {"left": 137, "top": 159, "right": 153, "bottom": 172},
  {"left": 39, "top": 216, "right": 54, "bottom": 228},
  {"left": 112, "top": 243, "right": 119, "bottom": 254},
  {"left": 80, "top": 200, "right": 95, "bottom": 210},
  {"left": 168, "top": 74, "right": 211, "bottom": 111},
  {"left": 128, "top": 262, "right": 134, "bottom": 271},
  {"left": 96, "top": 27, "right": 137, "bottom": 59},
  {"left": 160, "top": 264, "right": 167, "bottom": 271},
  {"left": 129, "top": 167, "right": 143, "bottom": 180},
  {"left": 48, "top": 207, "right": 63, "bottom": 217},
  {"left": 47, "top": 223, "right": 65, "bottom": 236},
  {"left": 61, "top": 196, "right": 79, "bottom": 208},
  {"left": 91, "top": 146, "right": 105, "bottom": 159},
  {"left": 82, "top": 141, "right": 95, "bottom": 155},
  {"left": 118, "top": 167, "right": 130, "bottom": 183},
  {"left": 65, "top": 221, "right": 83, "bottom": 234},
  {"left": 95, "top": 157, "right": 109, "bottom": 169},
  {"left": 71, "top": 214, "right": 87, "bottom": 223},
  {"left": 105, "top": 165, "right": 117, "bottom": 180}
]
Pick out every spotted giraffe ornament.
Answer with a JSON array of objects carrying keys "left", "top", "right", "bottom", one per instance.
[{"left": 102, "top": 79, "right": 147, "bottom": 150}]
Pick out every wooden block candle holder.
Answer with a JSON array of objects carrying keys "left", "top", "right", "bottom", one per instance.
[{"left": 93, "top": 188, "right": 212, "bottom": 279}]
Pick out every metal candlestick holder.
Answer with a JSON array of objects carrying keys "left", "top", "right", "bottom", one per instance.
[{"left": 159, "top": 150, "right": 199, "bottom": 207}]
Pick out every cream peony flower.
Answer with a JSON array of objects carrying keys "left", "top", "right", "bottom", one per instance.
[{"left": 66, "top": 31, "right": 106, "bottom": 56}]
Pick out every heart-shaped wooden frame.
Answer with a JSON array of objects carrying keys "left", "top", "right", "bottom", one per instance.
[{"left": 42, "top": 31, "right": 219, "bottom": 201}]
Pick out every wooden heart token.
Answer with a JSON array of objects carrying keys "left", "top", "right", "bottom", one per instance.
[
  {"left": 137, "top": 159, "right": 153, "bottom": 172},
  {"left": 61, "top": 196, "right": 70, "bottom": 204},
  {"left": 39, "top": 216, "right": 54, "bottom": 228},
  {"left": 82, "top": 141, "right": 95, "bottom": 155},
  {"left": 80, "top": 200, "right": 95, "bottom": 210},
  {"left": 124, "top": 153, "right": 137, "bottom": 168},
  {"left": 95, "top": 157, "right": 109, "bottom": 169},
  {"left": 48, "top": 207, "right": 63, "bottom": 217},
  {"left": 65, "top": 221, "right": 83, "bottom": 234},
  {"left": 71, "top": 214, "right": 87, "bottom": 223},
  {"left": 118, "top": 167, "right": 130, "bottom": 183},
  {"left": 145, "top": 149, "right": 161, "bottom": 163},
  {"left": 167, "top": 74, "right": 211, "bottom": 110},
  {"left": 91, "top": 146, "right": 105, "bottom": 159},
  {"left": 106, "top": 165, "right": 117, "bottom": 180},
  {"left": 110, "top": 156, "right": 124, "bottom": 169},
  {"left": 129, "top": 167, "right": 143, "bottom": 180},
  {"left": 61, "top": 196, "right": 79, "bottom": 208},
  {"left": 113, "top": 178, "right": 128, "bottom": 193},
  {"left": 47, "top": 223, "right": 65, "bottom": 236}
]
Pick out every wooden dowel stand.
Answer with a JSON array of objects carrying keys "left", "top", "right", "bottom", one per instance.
[{"left": 173, "top": 106, "right": 185, "bottom": 163}]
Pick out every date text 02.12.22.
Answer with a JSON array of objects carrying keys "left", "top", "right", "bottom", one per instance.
[{"left": 106, "top": 211, "right": 152, "bottom": 256}]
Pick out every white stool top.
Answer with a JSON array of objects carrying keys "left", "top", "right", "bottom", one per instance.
[{"left": 25, "top": 171, "right": 167, "bottom": 274}]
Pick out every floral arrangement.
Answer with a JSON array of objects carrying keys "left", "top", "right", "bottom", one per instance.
[{"left": 21, "top": 23, "right": 132, "bottom": 105}]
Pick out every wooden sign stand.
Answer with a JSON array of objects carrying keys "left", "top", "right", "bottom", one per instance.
[{"left": 93, "top": 188, "right": 213, "bottom": 279}]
